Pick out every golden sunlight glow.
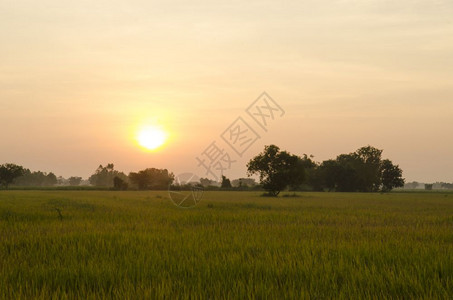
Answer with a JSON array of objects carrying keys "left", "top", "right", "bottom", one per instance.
[{"left": 137, "top": 125, "right": 167, "bottom": 150}]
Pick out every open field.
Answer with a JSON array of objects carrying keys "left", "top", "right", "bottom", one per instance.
[{"left": 1, "top": 191, "right": 452, "bottom": 299}]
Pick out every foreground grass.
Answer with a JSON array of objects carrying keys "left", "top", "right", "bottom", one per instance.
[{"left": 0, "top": 191, "right": 452, "bottom": 299}]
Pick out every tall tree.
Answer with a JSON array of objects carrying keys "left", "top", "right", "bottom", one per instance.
[
  {"left": 221, "top": 175, "right": 232, "bottom": 189},
  {"left": 113, "top": 176, "right": 129, "bottom": 190},
  {"left": 315, "top": 146, "right": 404, "bottom": 192},
  {"left": 353, "top": 146, "right": 383, "bottom": 192},
  {"left": 335, "top": 154, "right": 361, "bottom": 192},
  {"left": 129, "top": 168, "right": 174, "bottom": 190},
  {"left": 89, "top": 164, "right": 128, "bottom": 187},
  {"left": 14, "top": 170, "right": 57, "bottom": 187},
  {"left": 0, "top": 163, "right": 25, "bottom": 189},
  {"left": 247, "top": 145, "right": 305, "bottom": 196},
  {"left": 45, "top": 172, "right": 57, "bottom": 186},
  {"left": 317, "top": 159, "right": 341, "bottom": 192},
  {"left": 380, "top": 159, "right": 405, "bottom": 192},
  {"left": 298, "top": 154, "right": 320, "bottom": 191},
  {"left": 68, "top": 176, "right": 82, "bottom": 186}
]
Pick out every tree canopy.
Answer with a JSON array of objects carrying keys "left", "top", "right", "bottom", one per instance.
[
  {"left": 221, "top": 175, "right": 232, "bottom": 189},
  {"left": 68, "top": 176, "right": 82, "bottom": 186},
  {"left": 128, "top": 168, "right": 174, "bottom": 190},
  {"left": 14, "top": 169, "right": 57, "bottom": 187},
  {"left": 247, "top": 145, "right": 306, "bottom": 196},
  {"left": 247, "top": 145, "right": 405, "bottom": 195},
  {"left": 89, "top": 164, "right": 128, "bottom": 187},
  {"left": 0, "top": 163, "right": 26, "bottom": 189}
]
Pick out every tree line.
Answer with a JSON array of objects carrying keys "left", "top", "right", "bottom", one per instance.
[
  {"left": 0, "top": 144, "right": 407, "bottom": 194},
  {"left": 83, "top": 164, "right": 175, "bottom": 190},
  {"left": 404, "top": 181, "right": 453, "bottom": 190},
  {"left": 0, "top": 163, "right": 175, "bottom": 190},
  {"left": 0, "top": 162, "right": 252, "bottom": 191},
  {"left": 247, "top": 145, "right": 405, "bottom": 196}
]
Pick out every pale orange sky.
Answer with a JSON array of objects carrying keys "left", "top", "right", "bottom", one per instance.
[{"left": 1, "top": 0, "right": 452, "bottom": 182}]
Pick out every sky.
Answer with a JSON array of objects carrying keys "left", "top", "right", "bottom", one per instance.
[{"left": 1, "top": 0, "right": 452, "bottom": 183}]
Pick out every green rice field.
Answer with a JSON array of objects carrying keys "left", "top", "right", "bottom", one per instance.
[{"left": 1, "top": 191, "right": 452, "bottom": 299}]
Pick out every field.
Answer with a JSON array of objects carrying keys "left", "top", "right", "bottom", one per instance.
[{"left": 1, "top": 191, "right": 452, "bottom": 299}]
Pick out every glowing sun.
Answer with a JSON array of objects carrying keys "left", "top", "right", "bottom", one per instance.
[{"left": 137, "top": 125, "right": 167, "bottom": 150}]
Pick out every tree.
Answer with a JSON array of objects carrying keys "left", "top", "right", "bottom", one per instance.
[
  {"left": 57, "top": 176, "right": 68, "bottom": 186},
  {"left": 45, "top": 172, "right": 57, "bottom": 186},
  {"left": 324, "top": 146, "right": 383, "bottom": 192},
  {"left": 89, "top": 164, "right": 128, "bottom": 187},
  {"left": 353, "top": 146, "right": 383, "bottom": 192},
  {"left": 334, "top": 154, "right": 361, "bottom": 192},
  {"left": 404, "top": 181, "right": 419, "bottom": 189},
  {"left": 129, "top": 168, "right": 174, "bottom": 190},
  {"left": 0, "top": 163, "right": 25, "bottom": 189},
  {"left": 293, "top": 154, "right": 318, "bottom": 191},
  {"left": 113, "top": 176, "right": 129, "bottom": 190},
  {"left": 380, "top": 159, "right": 405, "bottom": 192},
  {"left": 317, "top": 159, "right": 341, "bottom": 191},
  {"left": 231, "top": 178, "right": 256, "bottom": 188},
  {"left": 247, "top": 145, "right": 305, "bottom": 196},
  {"left": 221, "top": 175, "right": 232, "bottom": 189},
  {"left": 68, "top": 176, "right": 82, "bottom": 186},
  {"left": 278, "top": 145, "right": 405, "bottom": 193},
  {"left": 425, "top": 184, "right": 433, "bottom": 190},
  {"left": 200, "top": 177, "right": 218, "bottom": 187},
  {"left": 13, "top": 170, "right": 57, "bottom": 187},
  {"left": 441, "top": 182, "right": 453, "bottom": 189}
]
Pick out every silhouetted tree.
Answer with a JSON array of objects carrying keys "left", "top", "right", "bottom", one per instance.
[
  {"left": 291, "top": 145, "right": 405, "bottom": 193},
  {"left": 129, "top": 168, "right": 174, "bottom": 190},
  {"left": 221, "top": 175, "right": 232, "bottom": 189},
  {"left": 46, "top": 172, "right": 57, "bottom": 186},
  {"left": 317, "top": 159, "right": 340, "bottom": 191},
  {"left": 0, "top": 163, "right": 25, "bottom": 189},
  {"left": 89, "top": 164, "right": 128, "bottom": 187},
  {"left": 68, "top": 176, "right": 82, "bottom": 186},
  {"left": 57, "top": 176, "right": 67, "bottom": 186},
  {"left": 353, "top": 146, "right": 383, "bottom": 192},
  {"left": 247, "top": 145, "right": 305, "bottom": 196},
  {"left": 323, "top": 148, "right": 380, "bottom": 192},
  {"left": 200, "top": 177, "right": 217, "bottom": 187},
  {"left": 334, "top": 154, "right": 361, "bottom": 192},
  {"left": 380, "top": 159, "right": 405, "bottom": 192},
  {"left": 113, "top": 176, "right": 129, "bottom": 190},
  {"left": 14, "top": 170, "right": 57, "bottom": 187},
  {"left": 292, "top": 154, "right": 318, "bottom": 190},
  {"left": 231, "top": 178, "right": 256, "bottom": 188}
]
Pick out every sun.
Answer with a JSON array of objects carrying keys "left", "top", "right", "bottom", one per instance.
[{"left": 137, "top": 125, "right": 167, "bottom": 150}]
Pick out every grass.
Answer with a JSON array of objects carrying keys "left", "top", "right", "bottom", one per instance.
[{"left": 0, "top": 191, "right": 452, "bottom": 299}]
